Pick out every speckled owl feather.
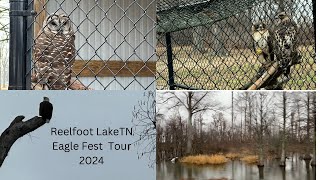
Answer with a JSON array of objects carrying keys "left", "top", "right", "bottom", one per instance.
[{"left": 32, "top": 13, "right": 76, "bottom": 90}]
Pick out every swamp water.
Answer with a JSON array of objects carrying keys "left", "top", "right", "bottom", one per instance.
[{"left": 157, "top": 156, "right": 315, "bottom": 180}]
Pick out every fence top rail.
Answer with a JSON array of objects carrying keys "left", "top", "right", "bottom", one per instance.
[{"left": 157, "top": 0, "right": 265, "bottom": 33}]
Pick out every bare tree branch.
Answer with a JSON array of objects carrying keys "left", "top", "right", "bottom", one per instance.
[
  {"left": 132, "top": 91, "right": 156, "bottom": 167},
  {"left": 0, "top": 116, "right": 45, "bottom": 167}
]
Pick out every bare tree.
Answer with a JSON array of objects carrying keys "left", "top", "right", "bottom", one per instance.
[
  {"left": 0, "top": 40, "right": 8, "bottom": 88},
  {"left": 303, "top": 92, "right": 312, "bottom": 168},
  {"left": 132, "top": 91, "right": 156, "bottom": 167},
  {"left": 293, "top": 94, "right": 302, "bottom": 142},
  {"left": 235, "top": 92, "right": 255, "bottom": 141},
  {"left": 0, "top": 116, "right": 45, "bottom": 167},
  {"left": 158, "top": 91, "right": 221, "bottom": 155},
  {"left": 310, "top": 92, "right": 316, "bottom": 166},
  {"left": 279, "top": 92, "right": 287, "bottom": 167},
  {"left": 256, "top": 92, "right": 269, "bottom": 179},
  {"left": 231, "top": 91, "right": 234, "bottom": 140},
  {"left": 0, "top": 0, "right": 9, "bottom": 42}
]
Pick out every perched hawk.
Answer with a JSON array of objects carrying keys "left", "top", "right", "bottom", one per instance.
[
  {"left": 244, "top": 12, "right": 301, "bottom": 90},
  {"left": 39, "top": 97, "right": 53, "bottom": 123},
  {"left": 250, "top": 22, "right": 281, "bottom": 89},
  {"left": 252, "top": 22, "right": 274, "bottom": 63},
  {"left": 273, "top": 11, "right": 301, "bottom": 77}
]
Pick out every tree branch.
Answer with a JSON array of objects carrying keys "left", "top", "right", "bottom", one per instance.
[
  {"left": 0, "top": 116, "right": 45, "bottom": 167},
  {"left": 248, "top": 62, "right": 279, "bottom": 90},
  {"left": 191, "top": 92, "right": 209, "bottom": 109}
]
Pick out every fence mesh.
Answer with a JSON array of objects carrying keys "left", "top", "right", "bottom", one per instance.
[
  {"left": 156, "top": 0, "right": 316, "bottom": 90},
  {"left": 25, "top": 0, "right": 156, "bottom": 90}
]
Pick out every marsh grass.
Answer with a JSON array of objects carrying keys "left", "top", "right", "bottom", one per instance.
[
  {"left": 157, "top": 46, "right": 315, "bottom": 90},
  {"left": 180, "top": 154, "right": 228, "bottom": 165},
  {"left": 240, "top": 155, "right": 259, "bottom": 164},
  {"left": 225, "top": 153, "right": 242, "bottom": 160}
]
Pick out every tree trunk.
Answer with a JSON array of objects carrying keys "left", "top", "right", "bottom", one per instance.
[
  {"left": 240, "top": 114, "right": 243, "bottom": 142},
  {"left": 290, "top": 112, "right": 294, "bottom": 142},
  {"left": 244, "top": 104, "right": 247, "bottom": 141},
  {"left": 304, "top": 156, "right": 311, "bottom": 170},
  {"left": 0, "top": 116, "right": 45, "bottom": 167},
  {"left": 297, "top": 101, "right": 301, "bottom": 142},
  {"left": 258, "top": 164, "right": 264, "bottom": 179},
  {"left": 306, "top": 92, "right": 310, "bottom": 145},
  {"left": 304, "top": 92, "right": 312, "bottom": 169},
  {"left": 311, "top": 128, "right": 316, "bottom": 166},
  {"left": 231, "top": 91, "right": 234, "bottom": 140},
  {"left": 248, "top": 99, "right": 252, "bottom": 140},
  {"left": 257, "top": 93, "right": 264, "bottom": 180},
  {"left": 186, "top": 92, "right": 193, "bottom": 155},
  {"left": 281, "top": 166, "right": 286, "bottom": 180},
  {"left": 311, "top": 93, "right": 316, "bottom": 166},
  {"left": 280, "top": 92, "right": 286, "bottom": 167}
]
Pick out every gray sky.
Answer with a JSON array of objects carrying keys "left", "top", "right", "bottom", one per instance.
[
  {"left": 156, "top": 91, "right": 312, "bottom": 130},
  {"left": 157, "top": 91, "right": 232, "bottom": 126},
  {"left": 0, "top": 91, "right": 155, "bottom": 180}
]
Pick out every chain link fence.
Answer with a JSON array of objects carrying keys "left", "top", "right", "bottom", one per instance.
[
  {"left": 9, "top": 0, "right": 156, "bottom": 90},
  {"left": 156, "top": 0, "right": 316, "bottom": 90}
]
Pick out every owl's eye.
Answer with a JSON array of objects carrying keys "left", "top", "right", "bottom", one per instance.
[{"left": 50, "top": 21, "right": 57, "bottom": 26}]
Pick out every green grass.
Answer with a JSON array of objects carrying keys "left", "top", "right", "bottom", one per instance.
[{"left": 156, "top": 45, "right": 316, "bottom": 90}]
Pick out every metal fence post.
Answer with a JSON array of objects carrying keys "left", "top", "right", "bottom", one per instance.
[
  {"left": 165, "top": 32, "right": 175, "bottom": 90},
  {"left": 9, "top": 0, "right": 28, "bottom": 90},
  {"left": 313, "top": 0, "right": 316, "bottom": 41},
  {"left": 25, "top": 0, "right": 34, "bottom": 90}
]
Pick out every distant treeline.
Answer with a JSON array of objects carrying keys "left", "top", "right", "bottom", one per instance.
[
  {"left": 158, "top": 1, "right": 315, "bottom": 50},
  {"left": 156, "top": 92, "right": 316, "bottom": 163}
]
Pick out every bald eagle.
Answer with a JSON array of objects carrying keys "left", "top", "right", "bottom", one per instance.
[{"left": 39, "top": 97, "right": 53, "bottom": 123}]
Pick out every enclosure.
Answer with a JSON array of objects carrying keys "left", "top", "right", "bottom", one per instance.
[
  {"left": 156, "top": 0, "right": 316, "bottom": 90},
  {"left": 9, "top": 0, "right": 156, "bottom": 90}
]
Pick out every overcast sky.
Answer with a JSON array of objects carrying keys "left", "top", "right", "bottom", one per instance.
[
  {"left": 0, "top": 91, "right": 155, "bottom": 180},
  {"left": 156, "top": 91, "right": 313, "bottom": 129},
  {"left": 156, "top": 91, "right": 232, "bottom": 125}
]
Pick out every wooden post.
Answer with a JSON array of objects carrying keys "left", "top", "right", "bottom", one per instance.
[{"left": 34, "top": 0, "right": 47, "bottom": 37}]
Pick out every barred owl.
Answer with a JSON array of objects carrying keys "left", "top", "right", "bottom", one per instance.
[
  {"left": 273, "top": 11, "right": 300, "bottom": 77},
  {"left": 32, "top": 13, "right": 76, "bottom": 90}
]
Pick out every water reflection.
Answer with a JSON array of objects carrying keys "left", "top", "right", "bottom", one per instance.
[{"left": 157, "top": 156, "right": 315, "bottom": 180}]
